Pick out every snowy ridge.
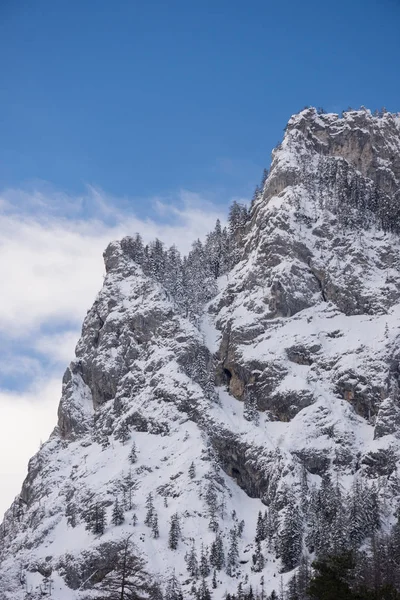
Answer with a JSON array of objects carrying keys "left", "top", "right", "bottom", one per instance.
[{"left": 1, "top": 107, "right": 400, "bottom": 599}]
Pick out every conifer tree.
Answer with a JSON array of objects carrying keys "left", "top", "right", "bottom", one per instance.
[
  {"left": 65, "top": 502, "right": 77, "bottom": 528},
  {"left": 199, "top": 578, "right": 212, "bottom": 600},
  {"left": 226, "top": 527, "right": 239, "bottom": 576},
  {"left": 119, "top": 421, "right": 130, "bottom": 445},
  {"left": 210, "top": 533, "right": 225, "bottom": 571},
  {"left": 129, "top": 441, "right": 138, "bottom": 464},
  {"left": 212, "top": 570, "right": 217, "bottom": 589},
  {"left": 165, "top": 572, "right": 183, "bottom": 600},
  {"left": 85, "top": 503, "right": 106, "bottom": 536},
  {"left": 189, "top": 461, "right": 196, "bottom": 480},
  {"left": 168, "top": 513, "right": 181, "bottom": 550},
  {"left": 279, "top": 503, "right": 302, "bottom": 571},
  {"left": 145, "top": 492, "right": 155, "bottom": 527},
  {"left": 252, "top": 540, "right": 265, "bottom": 572},
  {"left": 151, "top": 512, "right": 159, "bottom": 538},
  {"left": 185, "top": 542, "right": 199, "bottom": 578},
  {"left": 111, "top": 497, "right": 125, "bottom": 526},
  {"left": 256, "top": 511, "right": 266, "bottom": 542},
  {"left": 199, "top": 544, "right": 211, "bottom": 578}
]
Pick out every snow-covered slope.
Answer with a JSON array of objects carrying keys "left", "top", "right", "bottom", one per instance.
[{"left": 1, "top": 107, "right": 400, "bottom": 599}]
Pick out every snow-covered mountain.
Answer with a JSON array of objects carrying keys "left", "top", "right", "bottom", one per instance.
[{"left": 1, "top": 107, "right": 400, "bottom": 600}]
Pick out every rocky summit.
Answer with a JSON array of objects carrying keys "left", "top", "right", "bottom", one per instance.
[{"left": 1, "top": 107, "right": 400, "bottom": 600}]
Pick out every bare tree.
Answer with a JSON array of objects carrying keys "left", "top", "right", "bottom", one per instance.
[{"left": 96, "top": 536, "right": 149, "bottom": 600}]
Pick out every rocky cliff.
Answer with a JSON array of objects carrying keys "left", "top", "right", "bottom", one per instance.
[{"left": 1, "top": 107, "right": 400, "bottom": 599}]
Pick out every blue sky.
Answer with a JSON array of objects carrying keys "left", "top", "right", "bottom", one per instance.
[
  {"left": 1, "top": 0, "right": 399, "bottom": 204},
  {"left": 0, "top": 0, "right": 399, "bottom": 516}
]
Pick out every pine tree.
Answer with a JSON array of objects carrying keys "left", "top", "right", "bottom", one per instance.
[
  {"left": 129, "top": 441, "right": 138, "bottom": 464},
  {"left": 208, "top": 512, "right": 219, "bottom": 533},
  {"left": 308, "top": 552, "right": 355, "bottom": 600},
  {"left": 199, "top": 544, "right": 211, "bottom": 577},
  {"left": 145, "top": 493, "right": 155, "bottom": 527},
  {"left": 165, "top": 245, "right": 183, "bottom": 303},
  {"left": 148, "top": 238, "right": 166, "bottom": 282},
  {"left": 210, "top": 533, "right": 225, "bottom": 571},
  {"left": 212, "top": 570, "right": 217, "bottom": 589},
  {"left": 119, "top": 421, "right": 130, "bottom": 445},
  {"left": 132, "top": 513, "right": 138, "bottom": 527},
  {"left": 252, "top": 540, "right": 265, "bottom": 572},
  {"left": 165, "top": 572, "right": 183, "bottom": 600},
  {"left": 189, "top": 461, "right": 196, "bottom": 480},
  {"left": 122, "top": 469, "right": 136, "bottom": 511},
  {"left": 237, "top": 519, "right": 245, "bottom": 538},
  {"left": 151, "top": 513, "right": 159, "bottom": 539},
  {"left": 199, "top": 578, "right": 212, "bottom": 600},
  {"left": 65, "top": 502, "right": 77, "bottom": 528},
  {"left": 243, "top": 390, "right": 259, "bottom": 424},
  {"left": 256, "top": 511, "right": 266, "bottom": 542},
  {"left": 168, "top": 513, "right": 181, "bottom": 550},
  {"left": 111, "top": 497, "right": 125, "bottom": 526},
  {"left": 279, "top": 503, "right": 303, "bottom": 571},
  {"left": 226, "top": 527, "right": 239, "bottom": 577},
  {"left": 287, "top": 574, "right": 299, "bottom": 600},
  {"left": 85, "top": 503, "right": 106, "bottom": 536},
  {"left": 185, "top": 542, "right": 199, "bottom": 578}
]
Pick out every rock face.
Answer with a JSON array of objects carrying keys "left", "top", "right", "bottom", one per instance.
[{"left": 1, "top": 107, "right": 400, "bottom": 599}]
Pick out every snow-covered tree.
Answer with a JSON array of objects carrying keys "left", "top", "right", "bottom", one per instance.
[
  {"left": 111, "top": 497, "right": 125, "bottom": 526},
  {"left": 128, "top": 441, "right": 138, "bottom": 464},
  {"left": 168, "top": 513, "right": 181, "bottom": 550}
]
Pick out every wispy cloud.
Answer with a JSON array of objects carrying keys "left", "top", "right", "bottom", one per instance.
[{"left": 0, "top": 184, "right": 228, "bottom": 517}]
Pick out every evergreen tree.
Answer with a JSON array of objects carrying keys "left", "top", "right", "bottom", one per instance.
[
  {"left": 144, "top": 493, "right": 155, "bottom": 527},
  {"left": 256, "top": 511, "right": 266, "bottom": 542},
  {"left": 237, "top": 519, "right": 245, "bottom": 538},
  {"left": 122, "top": 469, "right": 136, "bottom": 511},
  {"left": 129, "top": 441, "right": 138, "bottom": 464},
  {"left": 189, "top": 461, "right": 196, "bottom": 480},
  {"left": 165, "top": 572, "right": 183, "bottom": 600},
  {"left": 308, "top": 552, "right": 356, "bottom": 600},
  {"left": 65, "top": 502, "right": 77, "bottom": 528},
  {"left": 243, "top": 389, "right": 259, "bottom": 424},
  {"left": 212, "top": 570, "right": 217, "bottom": 589},
  {"left": 199, "top": 578, "right": 212, "bottom": 600},
  {"left": 151, "top": 512, "right": 159, "bottom": 539},
  {"left": 148, "top": 238, "right": 166, "bottom": 282},
  {"left": 168, "top": 513, "right": 181, "bottom": 550},
  {"left": 287, "top": 574, "right": 299, "bottom": 600},
  {"left": 85, "top": 502, "right": 106, "bottom": 536},
  {"left": 252, "top": 540, "right": 265, "bottom": 572},
  {"left": 111, "top": 497, "right": 125, "bottom": 526},
  {"left": 210, "top": 533, "right": 225, "bottom": 571},
  {"left": 226, "top": 527, "right": 239, "bottom": 577},
  {"left": 279, "top": 503, "right": 303, "bottom": 571},
  {"left": 165, "top": 245, "right": 183, "bottom": 302},
  {"left": 185, "top": 542, "right": 199, "bottom": 578},
  {"left": 119, "top": 421, "right": 130, "bottom": 445},
  {"left": 199, "top": 544, "right": 211, "bottom": 578}
]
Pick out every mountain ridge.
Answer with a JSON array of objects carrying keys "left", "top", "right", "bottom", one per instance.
[{"left": 1, "top": 106, "right": 400, "bottom": 599}]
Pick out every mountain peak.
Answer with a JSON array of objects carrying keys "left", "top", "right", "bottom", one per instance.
[{"left": 2, "top": 108, "right": 400, "bottom": 599}]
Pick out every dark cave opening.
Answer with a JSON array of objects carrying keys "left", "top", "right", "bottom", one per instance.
[
  {"left": 232, "top": 467, "right": 240, "bottom": 480},
  {"left": 223, "top": 367, "right": 232, "bottom": 385}
]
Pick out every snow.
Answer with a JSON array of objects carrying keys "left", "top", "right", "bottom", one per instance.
[{"left": 2, "top": 106, "right": 400, "bottom": 598}]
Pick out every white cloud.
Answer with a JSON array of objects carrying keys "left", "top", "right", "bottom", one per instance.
[
  {"left": 0, "top": 377, "right": 61, "bottom": 518},
  {"left": 0, "top": 185, "right": 228, "bottom": 518},
  {"left": 0, "top": 186, "right": 226, "bottom": 336},
  {"left": 34, "top": 329, "right": 81, "bottom": 364}
]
